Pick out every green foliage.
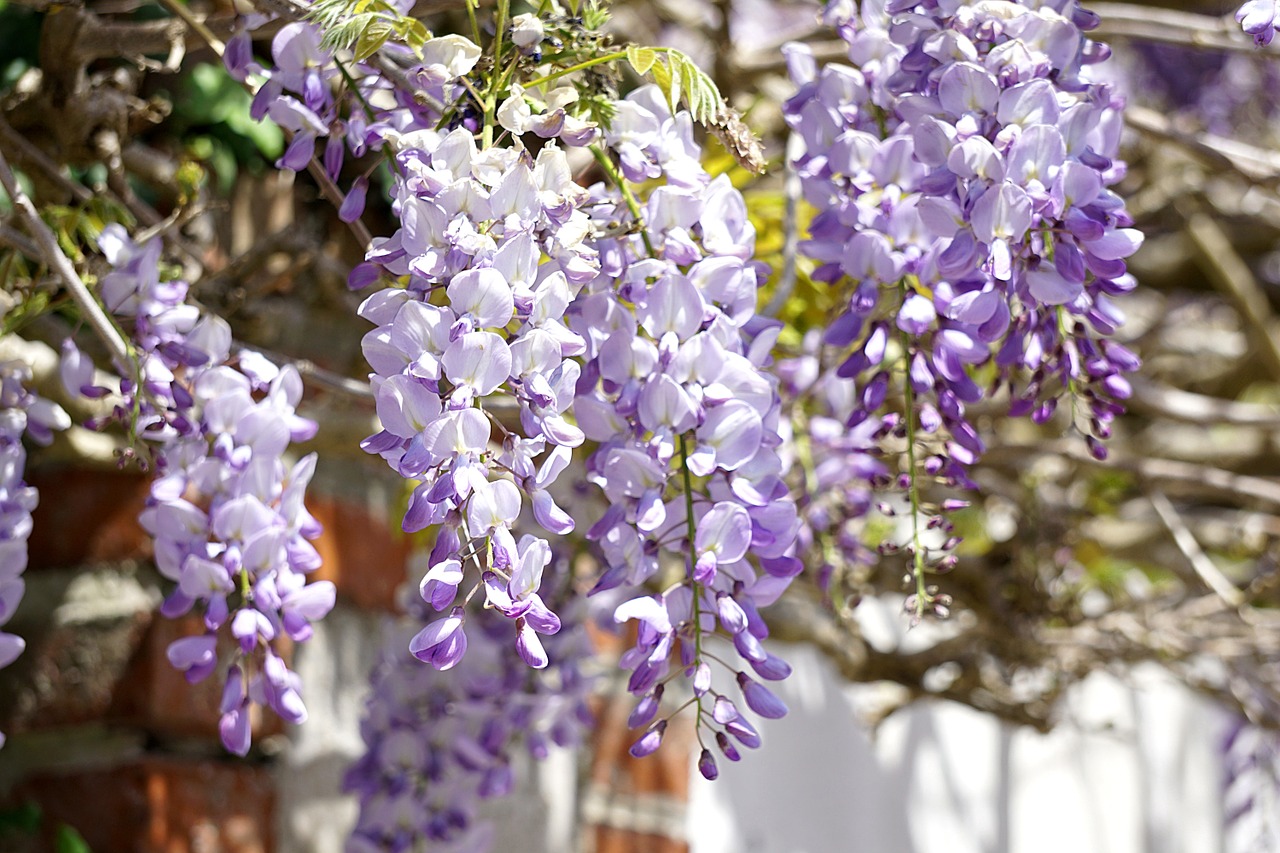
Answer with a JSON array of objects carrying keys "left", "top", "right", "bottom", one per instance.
[
  {"left": 165, "top": 63, "right": 283, "bottom": 191},
  {"left": 309, "top": 0, "right": 430, "bottom": 60},
  {"left": 176, "top": 64, "right": 284, "bottom": 161},
  {"left": 0, "top": 802, "right": 41, "bottom": 836},
  {"left": 55, "top": 825, "right": 92, "bottom": 853},
  {"left": 0, "top": 803, "right": 92, "bottom": 853},
  {"left": 574, "top": 91, "right": 617, "bottom": 128},
  {"left": 0, "top": 3, "right": 39, "bottom": 90},
  {"left": 1, "top": 286, "right": 49, "bottom": 337},
  {"left": 580, "top": 1, "right": 611, "bottom": 31},
  {"left": 627, "top": 46, "right": 723, "bottom": 126}
]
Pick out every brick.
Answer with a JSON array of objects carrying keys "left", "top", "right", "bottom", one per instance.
[
  {"left": 593, "top": 826, "right": 689, "bottom": 853},
  {"left": 0, "top": 566, "right": 157, "bottom": 733},
  {"left": 26, "top": 466, "right": 152, "bottom": 569},
  {"left": 589, "top": 688, "right": 695, "bottom": 801},
  {"left": 308, "top": 495, "right": 410, "bottom": 612},
  {"left": 27, "top": 462, "right": 411, "bottom": 612},
  {"left": 6, "top": 756, "right": 275, "bottom": 853},
  {"left": 110, "top": 614, "right": 285, "bottom": 743}
]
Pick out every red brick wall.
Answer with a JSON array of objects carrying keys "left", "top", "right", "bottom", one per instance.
[{"left": 1, "top": 463, "right": 695, "bottom": 853}]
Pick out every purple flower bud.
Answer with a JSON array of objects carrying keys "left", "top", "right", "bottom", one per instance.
[
  {"left": 628, "top": 686, "right": 663, "bottom": 729},
  {"left": 347, "top": 262, "right": 380, "bottom": 291},
  {"left": 219, "top": 703, "right": 251, "bottom": 756},
  {"left": 749, "top": 652, "right": 792, "bottom": 682},
  {"left": 716, "top": 732, "right": 741, "bottom": 762},
  {"left": 629, "top": 720, "right": 667, "bottom": 758},
  {"left": 166, "top": 634, "right": 218, "bottom": 683},
  {"left": 737, "top": 673, "right": 788, "bottom": 719},
  {"left": 698, "top": 749, "right": 719, "bottom": 780},
  {"left": 712, "top": 694, "right": 741, "bottom": 725},
  {"left": 278, "top": 132, "right": 316, "bottom": 172},
  {"left": 724, "top": 715, "right": 761, "bottom": 749},
  {"left": 339, "top": 177, "right": 368, "bottom": 223},
  {"left": 692, "top": 662, "right": 712, "bottom": 696},
  {"left": 409, "top": 606, "right": 468, "bottom": 670}
]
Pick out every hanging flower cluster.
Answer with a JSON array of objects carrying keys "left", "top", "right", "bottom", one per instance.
[
  {"left": 0, "top": 360, "right": 68, "bottom": 747},
  {"left": 574, "top": 85, "right": 801, "bottom": 773},
  {"left": 782, "top": 0, "right": 1141, "bottom": 615},
  {"left": 65, "top": 226, "right": 333, "bottom": 755},
  {"left": 344, "top": 565, "right": 594, "bottom": 853},
  {"left": 354, "top": 50, "right": 601, "bottom": 669}
]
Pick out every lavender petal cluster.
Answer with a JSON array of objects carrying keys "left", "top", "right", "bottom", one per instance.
[
  {"left": 69, "top": 226, "right": 333, "bottom": 754},
  {"left": 574, "top": 86, "right": 802, "bottom": 771},
  {"left": 355, "top": 54, "right": 600, "bottom": 670},
  {"left": 242, "top": 19, "right": 597, "bottom": 227},
  {"left": 0, "top": 360, "right": 69, "bottom": 747},
  {"left": 344, "top": 577, "right": 594, "bottom": 853},
  {"left": 1236, "top": 0, "right": 1280, "bottom": 46},
  {"left": 782, "top": 0, "right": 1141, "bottom": 601}
]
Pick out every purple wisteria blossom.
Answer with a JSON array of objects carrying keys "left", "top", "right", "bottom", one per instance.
[
  {"left": 1237, "top": 0, "right": 1280, "bottom": 45},
  {"left": 575, "top": 85, "right": 802, "bottom": 762},
  {"left": 344, "top": 565, "right": 594, "bottom": 853},
  {"left": 783, "top": 0, "right": 1140, "bottom": 615},
  {"left": 0, "top": 361, "right": 69, "bottom": 748},
  {"left": 355, "top": 51, "right": 598, "bottom": 670},
  {"left": 69, "top": 226, "right": 332, "bottom": 755}
]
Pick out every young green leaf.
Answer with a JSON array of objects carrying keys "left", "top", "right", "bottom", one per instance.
[{"left": 626, "top": 45, "right": 657, "bottom": 76}]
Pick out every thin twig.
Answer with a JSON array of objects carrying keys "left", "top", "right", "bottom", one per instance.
[
  {"left": 1179, "top": 201, "right": 1280, "bottom": 382},
  {"left": 1091, "top": 3, "right": 1255, "bottom": 54},
  {"left": 1148, "top": 489, "right": 1246, "bottom": 607},
  {"left": 151, "top": 0, "right": 225, "bottom": 55},
  {"left": 1127, "top": 106, "right": 1280, "bottom": 185},
  {"left": 0, "top": 148, "right": 132, "bottom": 374},
  {"left": 0, "top": 223, "right": 41, "bottom": 260},
  {"left": 1129, "top": 377, "right": 1280, "bottom": 428},
  {"left": 232, "top": 342, "right": 374, "bottom": 402},
  {"left": 984, "top": 441, "right": 1280, "bottom": 509},
  {"left": 0, "top": 116, "right": 94, "bottom": 205}
]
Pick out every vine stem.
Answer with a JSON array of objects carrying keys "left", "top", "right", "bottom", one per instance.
[
  {"left": 593, "top": 139, "right": 705, "bottom": 715},
  {"left": 524, "top": 50, "right": 628, "bottom": 89},
  {"left": 589, "top": 146, "right": 656, "bottom": 256},
  {"left": 680, "top": 432, "right": 704, "bottom": 666},
  {"left": 0, "top": 148, "right": 133, "bottom": 376},
  {"left": 897, "top": 316, "right": 928, "bottom": 623}
]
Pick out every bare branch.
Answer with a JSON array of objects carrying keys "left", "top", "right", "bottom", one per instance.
[
  {"left": 0, "top": 148, "right": 132, "bottom": 374},
  {"left": 1148, "top": 489, "right": 1246, "bottom": 607},
  {"left": 1128, "top": 377, "right": 1280, "bottom": 428},
  {"left": 1180, "top": 202, "right": 1280, "bottom": 382},
  {"left": 1091, "top": 3, "right": 1255, "bottom": 54}
]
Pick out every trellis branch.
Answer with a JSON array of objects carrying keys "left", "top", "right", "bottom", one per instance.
[{"left": 0, "top": 148, "right": 132, "bottom": 374}]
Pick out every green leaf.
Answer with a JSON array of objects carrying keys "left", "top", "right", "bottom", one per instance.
[
  {"left": 354, "top": 20, "right": 393, "bottom": 62},
  {"left": 636, "top": 49, "right": 725, "bottom": 127},
  {"left": 626, "top": 45, "right": 656, "bottom": 76},
  {"left": 665, "top": 56, "right": 681, "bottom": 116},
  {"left": 54, "top": 825, "right": 91, "bottom": 853}
]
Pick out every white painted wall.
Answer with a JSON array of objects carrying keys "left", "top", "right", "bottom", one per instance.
[{"left": 688, "top": 643, "right": 1228, "bottom": 853}]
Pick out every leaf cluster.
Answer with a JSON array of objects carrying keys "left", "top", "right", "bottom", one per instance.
[
  {"left": 309, "top": 0, "right": 431, "bottom": 61},
  {"left": 624, "top": 45, "right": 722, "bottom": 126}
]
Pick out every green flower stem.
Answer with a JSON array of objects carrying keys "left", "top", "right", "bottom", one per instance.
[
  {"left": 480, "top": 0, "right": 512, "bottom": 148},
  {"left": 680, "top": 432, "right": 704, "bottom": 664},
  {"left": 899, "top": 326, "right": 929, "bottom": 622},
  {"left": 465, "top": 0, "right": 481, "bottom": 45},
  {"left": 525, "top": 50, "right": 629, "bottom": 89},
  {"left": 594, "top": 141, "right": 703, "bottom": 713},
  {"left": 589, "top": 145, "right": 656, "bottom": 256}
]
